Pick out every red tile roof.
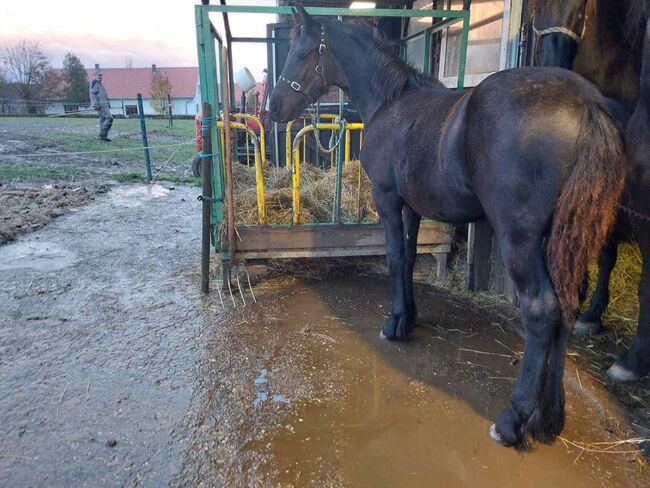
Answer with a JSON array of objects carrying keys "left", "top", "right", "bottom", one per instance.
[
  {"left": 87, "top": 67, "right": 198, "bottom": 99},
  {"left": 52, "top": 66, "right": 266, "bottom": 101}
]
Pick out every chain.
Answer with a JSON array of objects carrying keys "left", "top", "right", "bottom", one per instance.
[{"left": 619, "top": 204, "right": 650, "bottom": 223}]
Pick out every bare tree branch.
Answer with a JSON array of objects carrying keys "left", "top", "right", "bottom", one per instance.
[{"left": 0, "top": 40, "right": 51, "bottom": 100}]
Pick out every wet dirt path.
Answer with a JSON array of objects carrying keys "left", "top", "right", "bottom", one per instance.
[
  {"left": 0, "top": 184, "right": 208, "bottom": 486},
  {"left": 1, "top": 183, "right": 648, "bottom": 486}
]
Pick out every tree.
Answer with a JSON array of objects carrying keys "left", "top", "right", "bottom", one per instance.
[
  {"left": 150, "top": 71, "right": 172, "bottom": 114},
  {"left": 40, "top": 69, "right": 63, "bottom": 100},
  {"left": 0, "top": 40, "right": 50, "bottom": 100},
  {"left": 62, "top": 53, "right": 89, "bottom": 104},
  {"left": 124, "top": 55, "right": 133, "bottom": 69}
]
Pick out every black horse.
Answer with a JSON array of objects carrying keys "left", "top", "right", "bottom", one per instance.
[
  {"left": 620, "top": 1, "right": 650, "bottom": 382},
  {"left": 531, "top": 0, "right": 650, "bottom": 382},
  {"left": 269, "top": 7, "right": 625, "bottom": 446},
  {"left": 530, "top": 0, "right": 643, "bottom": 112}
]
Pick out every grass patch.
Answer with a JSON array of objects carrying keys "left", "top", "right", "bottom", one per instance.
[
  {"left": 0, "top": 163, "right": 86, "bottom": 182},
  {"left": 1, "top": 116, "right": 197, "bottom": 166},
  {"left": 114, "top": 171, "right": 201, "bottom": 186}
]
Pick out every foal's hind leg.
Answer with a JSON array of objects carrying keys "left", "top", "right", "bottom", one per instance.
[
  {"left": 490, "top": 236, "right": 562, "bottom": 446},
  {"left": 373, "top": 187, "right": 410, "bottom": 340},
  {"left": 575, "top": 237, "right": 618, "bottom": 336},
  {"left": 403, "top": 205, "right": 421, "bottom": 327}
]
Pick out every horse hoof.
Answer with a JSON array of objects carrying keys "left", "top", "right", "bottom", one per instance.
[
  {"left": 607, "top": 363, "right": 640, "bottom": 383},
  {"left": 574, "top": 320, "right": 603, "bottom": 336},
  {"left": 379, "top": 330, "right": 387, "bottom": 340},
  {"left": 489, "top": 424, "right": 507, "bottom": 446}
]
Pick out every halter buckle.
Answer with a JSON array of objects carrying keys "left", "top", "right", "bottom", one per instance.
[
  {"left": 319, "top": 43, "right": 327, "bottom": 55},
  {"left": 290, "top": 81, "right": 301, "bottom": 91}
]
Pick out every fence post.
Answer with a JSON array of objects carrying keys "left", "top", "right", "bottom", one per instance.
[
  {"left": 201, "top": 102, "right": 213, "bottom": 294},
  {"left": 167, "top": 94, "right": 173, "bottom": 127},
  {"left": 137, "top": 93, "right": 152, "bottom": 181}
]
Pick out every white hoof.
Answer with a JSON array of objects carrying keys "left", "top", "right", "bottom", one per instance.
[
  {"left": 574, "top": 320, "right": 603, "bottom": 336},
  {"left": 607, "top": 363, "right": 640, "bottom": 383},
  {"left": 489, "top": 423, "right": 506, "bottom": 445},
  {"left": 379, "top": 330, "right": 387, "bottom": 340}
]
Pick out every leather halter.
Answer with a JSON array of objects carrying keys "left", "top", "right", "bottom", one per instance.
[{"left": 278, "top": 25, "right": 328, "bottom": 104}]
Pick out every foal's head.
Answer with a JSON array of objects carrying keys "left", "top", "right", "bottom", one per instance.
[
  {"left": 530, "top": 0, "right": 588, "bottom": 68},
  {"left": 269, "top": 6, "right": 345, "bottom": 123}
]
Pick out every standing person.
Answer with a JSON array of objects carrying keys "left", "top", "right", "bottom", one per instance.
[{"left": 89, "top": 71, "right": 113, "bottom": 141}]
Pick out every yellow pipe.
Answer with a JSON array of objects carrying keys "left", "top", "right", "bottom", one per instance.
[
  {"left": 245, "top": 130, "right": 250, "bottom": 167},
  {"left": 302, "top": 118, "right": 307, "bottom": 165},
  {"left": 232, "top": 113, "right": 266, "bottom": 164},
  {"left": 217, "top": 121, "right": 266, "bottom": 224},
  {"left": 345, "top": 128, "right": 351, "bottom": 164},
  {"left": 291, "top": 123, "right": 341, "bottom": 224},
  {"left": 286, "top": 118, "right": 296, "bottom": 169}
]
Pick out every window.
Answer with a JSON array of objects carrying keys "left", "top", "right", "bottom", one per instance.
[
  {"left": 439, "top": 0, "right": 510, "bottom": 87},
  {"left": 125, "top": 105, "right": 138, "bottom": 116}
]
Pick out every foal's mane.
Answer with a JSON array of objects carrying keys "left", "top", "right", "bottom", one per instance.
[{"left": 324, "top": 19, "right": 446, "bottom": 100}]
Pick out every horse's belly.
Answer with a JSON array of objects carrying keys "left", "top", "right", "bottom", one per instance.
[{"left": 397, "top": 163, "right": 484, "bottom": 223}]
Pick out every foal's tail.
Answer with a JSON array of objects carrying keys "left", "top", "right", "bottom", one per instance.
[{"left": 546, "top": 99, "right": 626, "bottom": 328}]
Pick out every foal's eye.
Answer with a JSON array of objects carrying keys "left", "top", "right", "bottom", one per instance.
[{"left": 297, "top": 52, "right": 309, "bottom": 60}]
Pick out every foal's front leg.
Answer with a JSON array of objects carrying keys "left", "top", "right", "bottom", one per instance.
[
  {"left": 373, "top": 187, "right": 410, "bottom": 340},
  {"left": 403, "top": 205, "right": 421, "bottom": 327}
]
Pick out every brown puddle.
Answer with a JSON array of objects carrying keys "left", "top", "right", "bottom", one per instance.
[{"left": 184, "top": 276, "right": 649, "bottom": 487}]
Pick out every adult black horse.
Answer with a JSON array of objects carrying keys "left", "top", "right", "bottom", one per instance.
[
  {"left": 531, "top": 0, "right": 650, "bottom": 382},
  {"left": 269, "top": 7, "right": 625, "bottom": 446}
]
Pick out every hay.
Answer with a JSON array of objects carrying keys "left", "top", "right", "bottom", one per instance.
[
  {"left": 229, "top": 160, "right": 378, "bottom": 225},
  {"left": 585, "top": 242, "right": 642, "bottom": 336}
]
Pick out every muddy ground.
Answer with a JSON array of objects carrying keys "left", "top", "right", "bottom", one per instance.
[
  {"left": 1, "top": 183, "right": 650, "bottom": 486},
  {"left": 0, "top": 183, "right": 109, "bottom": 244}
]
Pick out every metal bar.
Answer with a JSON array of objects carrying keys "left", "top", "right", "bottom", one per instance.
[
  {"left": 196, "top": 5, "right": 225, "bottom": 254},
  {"left": 430, "top": 17, "right": 464, "bottom": 35},
  {"left": 423, "top": 29, "right": 431, "bottom": 75},
  {"left": 202, "top": 6, "right": 468, "bottom": 19},
  {"left": 217, "top": 120, "right": 266, "bottom": 224},
  {"left": 136, "top": 93, "right": 152, "bottom": 182},
  {"left": 345, "top": 128, "right": 351, "bottom": 163},
  {"left": 333, "top": 118, "right": 345, "bottom": 223},
  {"left": 231, "top": 37, "right": 286, "bottom": 43},
  {"left": 292, "top": 123, "right": 342, "bottom": 224},
  {"left": 167, "top": 94, "right": 173, "bottom": 127},
  {"left": 201, "top": 102, "right": 213, "bottom": 294},
  {"left": 457, "top": 10, "right": 470, "bottom": 91},
  {"left": 222, "top": 46, "right": 236, "bottom": 266},
  {"left": 232, "top": 113, "right": 266, "bottom": 163}
]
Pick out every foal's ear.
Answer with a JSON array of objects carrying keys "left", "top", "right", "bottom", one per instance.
[{"left": 292, "top": 4, "right": 315, "bottom": 27}]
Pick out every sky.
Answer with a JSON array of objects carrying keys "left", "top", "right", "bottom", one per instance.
[{"left": 1, "top": 0, "right": 278, "bottom": 81}]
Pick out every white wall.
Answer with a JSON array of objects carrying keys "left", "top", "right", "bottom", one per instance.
[{"left": 44, "top": 98, "right": 199, "bottom": 116}]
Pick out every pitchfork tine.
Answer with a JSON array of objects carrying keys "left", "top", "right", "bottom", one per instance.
[
  {"left": 216, "top": 277, "right": 225, "bottom": 309},
  {"left": 235, "top": 271, "right": 247, "bottom": 306},
  {"left": 245, "top": 267, "right": 257, "bottom": 303},
  {"left": 227, "top": 273, "right": 236, "bottom": 307}
]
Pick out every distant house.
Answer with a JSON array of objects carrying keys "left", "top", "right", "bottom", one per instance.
[{"left": 45, "top": 64, "right": 264, "bottom": 117}]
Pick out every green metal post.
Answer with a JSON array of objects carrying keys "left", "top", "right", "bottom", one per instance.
[
  {"left": 196, "top": 5, "right": 225, "bottom": 254},
  {"left": 201, "top": 102, "right": 213, "bottom": 294},
  {"left": 423, "top": 29, "right": 432, "bottom": 75},
  {"left": 136, "top": 93, "right": 152, "bottom": 181},
  {"left": 457, "top": 10, "right": 470, "bottom": 91}
]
